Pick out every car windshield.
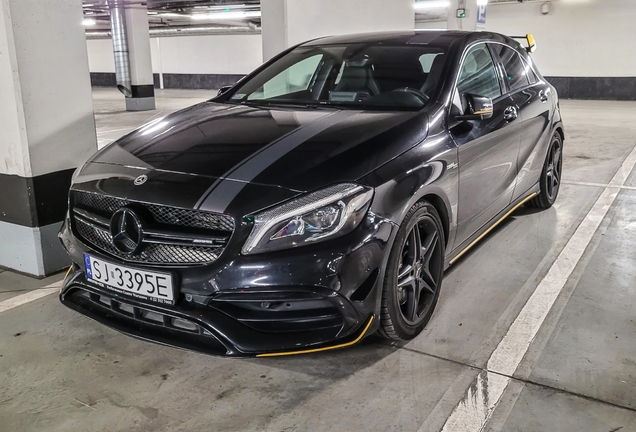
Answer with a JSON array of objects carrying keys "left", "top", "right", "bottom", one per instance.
[{"left": 227, "top": 43, "right": 447, "bottom": 111}]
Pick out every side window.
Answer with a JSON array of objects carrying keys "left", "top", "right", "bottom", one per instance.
[
  {"left": 419, "top": 53, "right": 441, "bottom": 73},
  {"left": 248, "top": 54, "right": 323, "bottom": 100},
  {"left": 525, "top": 59, "right": 539, "bottom": 84},
  {"left": 456, "top": 44, "right": 502, "bottom": 100},
  {"left": 492, "top": 45, "right": 531, "bottom": 92}
]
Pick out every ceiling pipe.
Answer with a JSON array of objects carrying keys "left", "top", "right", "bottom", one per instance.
[
  {"left": 86, "top": 24, "right": 261, "bottom": 39},
  {"left": 108, "top": 2, "right": 132, "bottom": 97},
  {"left": 488, "top": 0, "right": 553, "bottom": 4}
]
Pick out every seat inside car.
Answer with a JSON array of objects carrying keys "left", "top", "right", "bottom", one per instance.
[
  {"left": 420, "top": 54, "right": 446, "bottom": 97},
  {"left": 372, "top": 53, "right": 427, "bottom": 92},
  {"left": 333, "top": 54, "right": 381, "bottom": 96}
]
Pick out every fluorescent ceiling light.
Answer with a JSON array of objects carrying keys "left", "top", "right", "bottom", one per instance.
[
  {"left": 82, "top": 18, "right": 96, "bottom": 26},
  {"left": 158, "top": 12, "right": 184, "bottom": 18},
  {"left": 414, "top": 1, "right": 451, "bottom": 9},
  {"left": 192, "top": 11, "right": 261, "bottom": 20},
  {"left": 194, "top": 4, "right": 247, "bottom": 8}
]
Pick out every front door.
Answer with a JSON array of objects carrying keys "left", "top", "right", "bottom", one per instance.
[{"left": 451, "top": 43, "right": 521, "bottom": 248}]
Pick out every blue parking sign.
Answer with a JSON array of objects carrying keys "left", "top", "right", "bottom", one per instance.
[{"left": 477, "top": 5, "right": 487, "bottom": 27}]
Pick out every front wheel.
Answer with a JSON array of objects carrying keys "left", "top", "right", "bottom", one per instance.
[
  {"left": 378, "top": 201, "right": 445, "bottom": 341},
  {"left": 529, "top": 132, "right": 563, "bottom": 209}
]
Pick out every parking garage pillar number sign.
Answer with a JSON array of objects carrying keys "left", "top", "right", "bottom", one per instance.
[{"left": 477, "top": 5, "right": 487, "bottom": 29}]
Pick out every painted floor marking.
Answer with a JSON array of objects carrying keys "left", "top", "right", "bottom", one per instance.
[
  {"left": 435, "top": 143, "right": 636, "bottom": 432},
  {"left": 0, "top": 283, "right": 61, "bottom": 314},
  {"left": 562, "top": 180, "right": 636, "bottom": 191}
]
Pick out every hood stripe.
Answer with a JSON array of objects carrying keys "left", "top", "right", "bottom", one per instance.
[{"left": 197, "top": 110, "right": 359, "bottom": 214}]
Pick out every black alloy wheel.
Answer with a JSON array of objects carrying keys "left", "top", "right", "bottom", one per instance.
[
  {"left": 378, "top": 201, "right": 445, "bottom": 340},
  {"left": 529, "top": 132, "right": 563, "bottom": 209}
]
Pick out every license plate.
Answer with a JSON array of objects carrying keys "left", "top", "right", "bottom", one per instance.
[{"left": 84, "top": 254, "right": 175, "bottom": 305}]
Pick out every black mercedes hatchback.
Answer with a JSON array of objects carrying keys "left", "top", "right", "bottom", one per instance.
[{"left": 60, "top": 31, "right": 564, "bottom": 357}]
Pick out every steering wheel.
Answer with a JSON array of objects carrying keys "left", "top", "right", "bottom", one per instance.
[{"left": 392, "top": 87, "right": 430, "bottom": 103}]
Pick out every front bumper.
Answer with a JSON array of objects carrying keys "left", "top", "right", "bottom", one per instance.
[{"left": 59, "top": 212, "right": 395, "bottom": 357}]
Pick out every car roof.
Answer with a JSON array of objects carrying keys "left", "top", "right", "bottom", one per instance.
[{"left": 302, "top": 30, "right": 514, "bottom": 49}]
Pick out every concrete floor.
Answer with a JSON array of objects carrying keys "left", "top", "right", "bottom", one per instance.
[{"left": 1, "top": 88, "right": 635, "bottom": 431}]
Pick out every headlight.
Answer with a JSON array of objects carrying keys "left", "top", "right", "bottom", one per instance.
[{"left": 242, "top": 183, "right": 374, "bottom": 255}]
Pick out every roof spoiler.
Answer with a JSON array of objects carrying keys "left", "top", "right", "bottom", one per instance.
[{"left": 511, "top": 34, "right": 537, "bottom": 53}]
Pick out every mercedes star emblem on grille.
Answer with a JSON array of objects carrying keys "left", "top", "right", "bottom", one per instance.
[
  {"left": 134, "top": 174, "right": 148, "bottom": 186},
  {"left": 109, "top": 208, "right": 144, "bottom": 254}
]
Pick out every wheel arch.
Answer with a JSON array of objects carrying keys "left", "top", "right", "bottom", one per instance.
[
  {"left": 420, "top": 193, "right": 450, "bottom": 249},
  {"left": 555, "top": 126, "right": 565, "bottom": 142}
]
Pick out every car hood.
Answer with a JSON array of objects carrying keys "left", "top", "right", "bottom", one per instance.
[{"left": 81, "top": 102, "right": 428, "bottom": 214}]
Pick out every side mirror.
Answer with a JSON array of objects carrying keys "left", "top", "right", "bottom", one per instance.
[
  {"left": 217, "top": 85, "right": 233, "bottom": 96},
  {"left": 455, "top": 94, "right": 494, "bottom": 121}
]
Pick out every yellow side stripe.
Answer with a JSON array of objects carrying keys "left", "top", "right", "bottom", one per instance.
[
  {"left": 256, "top": 316, "right": 374, "bottom": 357},
  {"left": 474, "top": 109, "right": 493, "bottom": 115},
  {"left": 449, "top": 193, "right": 537, "bottom": 265}
]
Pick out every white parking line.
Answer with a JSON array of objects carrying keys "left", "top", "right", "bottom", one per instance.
[
  {"left": 0, "top": 283, "right": 61, "bottom": 314},
  {"left": 562, "top": 180, "right": 636, "bottom": 191},
  {"left": 435, "top": 143, "right": 636, "bottom": 432}
]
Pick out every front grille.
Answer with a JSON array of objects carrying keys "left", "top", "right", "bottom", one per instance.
[
  {"left": 75, "top": 218, "right": 224, "bottom": 264},
  {"left": 71, "top": 190, "right": 234, "bottom": 265},
  {"left": 74, "top": 193, "right": 234, "bottom": 231}
]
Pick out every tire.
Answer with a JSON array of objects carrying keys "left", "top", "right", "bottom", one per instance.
[
  {"left": 528, "top": 132, "right": 563, "bottom": 209},
  {"left": 378, "top": 201, "right": 445, "bottom": 341}
]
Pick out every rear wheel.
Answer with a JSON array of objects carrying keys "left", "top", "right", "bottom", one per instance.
[
  {"left": 529, "top": 132, "right": 563, "bottom": 209},
  {"left": 378, "top": 201, "right": 445, "bottom": 341}
]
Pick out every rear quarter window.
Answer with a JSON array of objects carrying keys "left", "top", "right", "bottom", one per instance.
[{"left": 491, "top": 44, "right": 531, "bottom": 92}]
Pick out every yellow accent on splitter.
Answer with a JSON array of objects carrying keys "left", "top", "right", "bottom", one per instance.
[
  {"left": 256, "top": 316, "right": 374, "bottom": 357},
  {"left": 63, "top": 266, "right": 73, "bottom": 283}
]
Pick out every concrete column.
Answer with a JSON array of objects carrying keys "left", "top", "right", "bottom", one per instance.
[
  {"left": 124, "top": 2, "right": 155, "bottom": 111},
  {"left": 0, "top": 0, "right": 98, "bottom": 276},
  {"left": 447, "top": 0, "right": 481, "bottom": 31},
  {"left": 261, "top": 0, "right": 415, "bottom": 61}
]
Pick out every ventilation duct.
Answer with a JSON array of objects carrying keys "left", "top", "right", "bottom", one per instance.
[
  {"left": 86, "top": 25, "right": 261, "bottom": 39},
  {"left": 109, "top": 2, "right": 132, "bottom": 97}
]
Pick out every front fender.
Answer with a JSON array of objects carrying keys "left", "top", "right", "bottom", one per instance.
[{"left": 360, "top": 132, "right": 459, "bottom": 254}]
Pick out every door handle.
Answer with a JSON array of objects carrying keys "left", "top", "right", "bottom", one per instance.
[
  {"left": 503, "top": 106, "right": 518, "bottom": 121},
  {"left": 539, "top": 90, "right": 549, "bottom": 103}
]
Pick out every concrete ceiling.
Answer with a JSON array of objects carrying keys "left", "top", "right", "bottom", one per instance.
[{"left": 82, "top": 0, "right": 454, "bottom": 30}]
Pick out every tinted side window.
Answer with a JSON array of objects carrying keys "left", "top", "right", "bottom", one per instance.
[
  {"left": 526, "top": 62, "right": 539, "bottom": 84},
  {"left": 492, "top": 45, "right": 531, "bottom": 92},
  {"left": 419, "top": 53, "right": 441, "bottom": 73},
  {"left": 457, "top": 44, "right": 502, "bottom": 100}
]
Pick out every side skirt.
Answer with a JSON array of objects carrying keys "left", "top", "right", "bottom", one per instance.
[{"left": 445, "top": 187, "right": 539, "bottom": 267}]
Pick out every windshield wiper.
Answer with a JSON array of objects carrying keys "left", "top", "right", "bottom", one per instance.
[{"left": 239, "top": 100, "right": 345, "bottom": 110}]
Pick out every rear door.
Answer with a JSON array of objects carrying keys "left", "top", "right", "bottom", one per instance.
[
  {"left": 490, "top": 44, "right": 552, "bottom": 200},
  {"left": 451, "top": 43, "right": 522, "bottom": 248}
]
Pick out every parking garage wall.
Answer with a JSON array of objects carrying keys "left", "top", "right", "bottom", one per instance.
[
  {"left": 87, "top": 0, "right": 636, "bottom": 100},
  {"left": 87, "top": 34, "right": 262, "bottom": 90},
  {"left": 487, "top": 0, "right": 636, "bottom": 100}
]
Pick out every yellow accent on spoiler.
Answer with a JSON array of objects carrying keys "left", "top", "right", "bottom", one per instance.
[
  {"left": 526, "top": 34, "right": 537, "bottom": 53},
  {"left": 449, "top": 193, "right": 537, "bottom": 265},
  {"left": 256, "top": 316, "right": 374, "bottom": 357}
]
